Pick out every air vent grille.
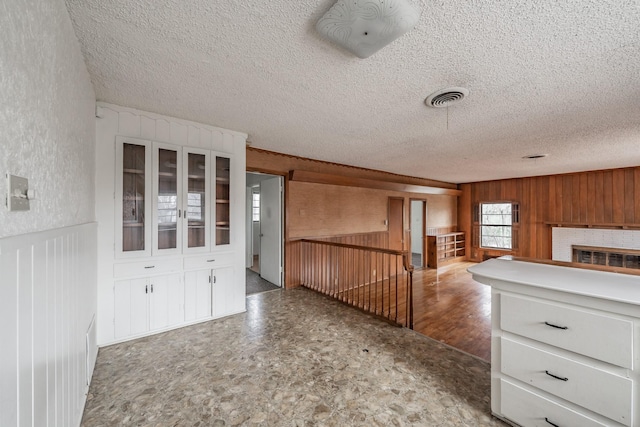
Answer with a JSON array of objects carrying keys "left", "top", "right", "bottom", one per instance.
[{"left": 425, "top": 87, "right": 469, "bottom": 108}]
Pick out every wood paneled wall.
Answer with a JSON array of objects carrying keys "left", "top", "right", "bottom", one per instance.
[
  {"left": 458, "top": 166, "right": 640, "bottom": 262},
  {"left": 247, "top": 148, "right": 459, "bottom": 287}
]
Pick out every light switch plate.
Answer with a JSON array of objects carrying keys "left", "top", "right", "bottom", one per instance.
[{"left": 7, "top": 174, "right": 30, "bottom": 211}]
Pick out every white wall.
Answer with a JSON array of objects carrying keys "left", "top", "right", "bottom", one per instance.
[
  {"left": 0, "top": 0, "right": 96, "bottom": 239},
  {"left": 0, "top": 1, "right": 97, "bottom": 426}
]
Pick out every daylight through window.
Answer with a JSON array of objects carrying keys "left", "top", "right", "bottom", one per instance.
[
  {"left": 252, "top": 192, "right": 260, "bottom": 222},
  {"left": 480, "top": 203, "right": 512, "bottom": 249}
]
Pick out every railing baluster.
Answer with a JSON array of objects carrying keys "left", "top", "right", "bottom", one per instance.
[{"left": 299, "top": 239, "right": 411, "bottom": 328}]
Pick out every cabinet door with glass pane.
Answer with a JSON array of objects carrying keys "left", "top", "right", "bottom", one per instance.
[
  {"left": 214, "top": 154, "right": 232, "bottom": 247},
  {"left": 153, "top": 143, "right": 182, "bottom": 255},
  {"left": 116, "top": 137, "right": 152, "bottom": 258},
  {"left": 182, "top": 148, "right": 211, "bottom": 253}
]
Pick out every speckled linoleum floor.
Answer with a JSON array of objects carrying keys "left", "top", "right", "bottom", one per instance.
[{"left": 82, "top": 288, "right": 507, "bottom": 426}]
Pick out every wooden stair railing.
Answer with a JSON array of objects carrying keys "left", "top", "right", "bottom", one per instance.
[{"left": 299, "top": 239, "right": 414, "bottom": 329}]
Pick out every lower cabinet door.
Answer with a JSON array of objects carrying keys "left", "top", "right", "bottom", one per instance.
[
  {"left": 500, "top": 379, "right": 610, "bottom": 427},
  {"left": 149, "top": 273, "right": 183, "bottom": 331},
  {"left": 115, "top": 274, "right": 184, "bottom": 339},
  {"left": 114, "top": 278, "right": 149, "bottom": 339},
  {"left": 184, "top": 269, "right": 212, "bottom": 321},
  {"left": 212, "top": 267, "right": 237, "bottom": 317}
]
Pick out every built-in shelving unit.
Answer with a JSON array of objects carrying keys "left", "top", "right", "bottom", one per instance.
[
  {"left": 427, "top": 231, "right": 466, "bottom": 269},
  {"left": 102, "top": 111, "right": 245, "bottom": 347}
]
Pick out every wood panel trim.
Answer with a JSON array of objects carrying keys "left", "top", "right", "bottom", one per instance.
[
  {"left": 289, "top": 170, "right": 462, "bottom": 196},
  {"left": 248, "top": 146, "right": 457, "bottom": 189}
]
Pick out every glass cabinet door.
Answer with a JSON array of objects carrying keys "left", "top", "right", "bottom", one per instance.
[
  {"left": 122, "top": 143, "right": 147, "bottom": 252},
  {"left": 154, "top": 145, "right": 181, "bottom": 253},
  {"left": 184, "top": 149, "right": 210, "bottom": 251},
  {"left": 215, "top": 156, "right": 231, "bottom": 246}
]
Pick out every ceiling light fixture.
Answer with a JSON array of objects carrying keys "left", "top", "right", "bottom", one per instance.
[
  {"left": 522, "top": 154, "right": 549, "bottom": 159},
  {"left": 316, "top": 0, "right": 421, "bottom": 59}
]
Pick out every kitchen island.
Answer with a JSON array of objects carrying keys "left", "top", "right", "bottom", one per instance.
[{"left": 469, "top": 257, "right": 640, "bottom": 427}]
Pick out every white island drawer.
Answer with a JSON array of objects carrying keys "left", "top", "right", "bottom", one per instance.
[
  {"left": 500, "top": 379, "right": 612, "bottom": 427},
  {"left": 501, "top": 338, "right": 632, "bottom": 426},
  {"left": 501, "top": 293, "right": 633, "bottom": 369},
  {"left": 114, "top": 258, "right": 182, "bottom": 278}
]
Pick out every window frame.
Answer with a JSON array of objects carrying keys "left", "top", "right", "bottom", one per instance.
[
  {"left": 252, "top": 192, "right": 260, "bottom": 222},
  {"left": 475, "top": 202, "right": 520, "bottom": 251}
]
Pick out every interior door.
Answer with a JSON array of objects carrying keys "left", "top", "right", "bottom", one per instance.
[
  {"left": 259, "top": 176, "right": 283, "bottom": 286},
  {"left": 388, "top": 197, "right": 404, "bottom": 251}
]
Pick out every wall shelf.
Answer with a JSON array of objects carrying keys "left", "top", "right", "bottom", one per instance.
[{"left": 427, "top": 232, "right": 466, "bottom": 269}]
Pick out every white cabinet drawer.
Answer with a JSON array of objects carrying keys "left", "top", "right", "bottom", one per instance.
[
  {"left": 114, "top": 258, "right": 182, "bottom": 278},
  {"left": 501, "top": 338, "right": 632, "bottom": 426},
  {"left": 500, "top": 379, "right": 611, "bottom": 427},
  {"left": 183, "top": 252, "right": 233, "bottom": 270},
  {"left": 500, "top": 293, "right": 633, "bottom": 369}
]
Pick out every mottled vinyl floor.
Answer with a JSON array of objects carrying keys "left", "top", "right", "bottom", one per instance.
[{"left": 82, "top": 288, "right": 507, "bottom": 426}]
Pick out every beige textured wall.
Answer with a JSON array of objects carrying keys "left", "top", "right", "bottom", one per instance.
[{"left": 0, "top": 0, "right": 96, "bottom": 238}]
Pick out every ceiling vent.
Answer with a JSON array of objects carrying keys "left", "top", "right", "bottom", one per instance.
[{"left": 425, "top": 87, "right": 469, "bottom": 108}]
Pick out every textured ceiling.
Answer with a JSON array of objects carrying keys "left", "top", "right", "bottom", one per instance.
[{"left": 65, "top": 0, "right": 640, "bottom": 183}]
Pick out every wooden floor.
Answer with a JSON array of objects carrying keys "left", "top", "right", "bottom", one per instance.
[{"left": 412, "top": 262, "right": 491, "bottom": 361}]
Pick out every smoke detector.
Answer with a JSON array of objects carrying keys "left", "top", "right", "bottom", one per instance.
[{"left": 425, "top": 87, "right": 469, "bottom": 108}]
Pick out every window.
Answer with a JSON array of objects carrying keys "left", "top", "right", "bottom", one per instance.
[
  {"left": 480, "top": 203, "right": 513, "bottom": 249},
  {"left": 252, "top": 192, "right": 260, "bottom": 222}
]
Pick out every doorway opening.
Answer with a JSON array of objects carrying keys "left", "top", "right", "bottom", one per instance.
[
  {"left": 410, "top": 199, "right": 427, "bottom": 268},
  {"left": 246, "top": 172, "right": 283, "bottom": 295}
]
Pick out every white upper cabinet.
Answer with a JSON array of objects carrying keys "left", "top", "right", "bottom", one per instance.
[
  {"left": 183, "top": 147, "right": 211, "bottom": 253},
  {"left": 153, "top": 142, "right": 182, "bottom": 256},
  {"left": 116, "top": 138, "right": 234, "bottom": 257},
  {"left": 214, "top": 154, "right": 232, "bottom": 248},
  {"left": 116, "top": 137, "right": 152, "bottom": 258}
]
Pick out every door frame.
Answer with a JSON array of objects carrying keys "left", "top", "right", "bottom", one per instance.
[
  {"left": 246, "top": 168, "right": 288, "bottom": 287},
  {"left": 409, "top": 198, "right": 427, "bottom": 268}
]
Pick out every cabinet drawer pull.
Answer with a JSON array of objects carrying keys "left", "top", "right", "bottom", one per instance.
[
  {"left": 545, "top": 417, "right": 560, "bottom": 427},
  {"left": 545, "top": 370, "right": 568, "bottom": 381},
  {"left": 207, "top": 259, "right": 215, "bottom": 262},
  {"left": 544, "top": 321, "right": 568, "bottom": 330},
  {"left": 144, "top": 265, "right": 155, "bottom": 269}
]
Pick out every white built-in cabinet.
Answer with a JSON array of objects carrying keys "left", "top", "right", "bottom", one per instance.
[
  {"left": 469, "top": 258, "right": 640, "bottom": 427},
  {"left": 95, "top": 104, "right": 247, "bottom": 346}
]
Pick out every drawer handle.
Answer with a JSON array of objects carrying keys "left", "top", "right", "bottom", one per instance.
[
  {"left": 545, "top": 370, "right": 568, "bottom": 382},
  {"left": 545, "top": 418, "right": 560, "bottom": 427},
  {"left": 144, "top": 265, "right": 155, "bottom": 269},
  {"left": 207, "top": 259, "right": 215, "bottom": 262},
  {"left": 544, "top": 321, "right": 568, "bottom": 330}
]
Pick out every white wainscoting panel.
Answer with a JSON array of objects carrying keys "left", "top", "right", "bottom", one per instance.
[{"left": 0, "top": 223, "right": 97, "bottom": 427}]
